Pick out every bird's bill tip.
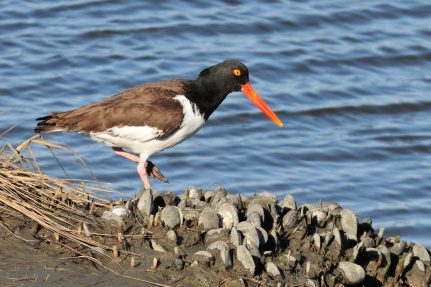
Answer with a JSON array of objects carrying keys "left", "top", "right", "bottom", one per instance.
[{"left": 241, "top": 83, "right": 283, "bottom": 127}]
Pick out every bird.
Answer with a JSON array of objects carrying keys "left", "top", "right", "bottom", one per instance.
[{"left": 34, "top": 60, "right": 283, "bottom": 190}]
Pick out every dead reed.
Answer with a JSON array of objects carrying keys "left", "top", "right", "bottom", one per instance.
[
  {"left": 0, "top": 135, "right": 170, "bottom": 286},
  {"left": 0, "top": 135, "right": 114, "bottom": 251}
]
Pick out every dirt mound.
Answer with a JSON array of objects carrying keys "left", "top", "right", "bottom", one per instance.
[{"left": 0, "top": 137, "right": 430, "bottom": 286}]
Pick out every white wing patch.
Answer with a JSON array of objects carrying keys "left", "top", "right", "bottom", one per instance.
[
  {"left": 90, "top": 125, "right": 163, "bottom": 148},
  {"left": 89, "top": 95, "right": 206, "bottom": 158},
  {"left": 106, "top": 126, "right": 163, "bottom": 142}
]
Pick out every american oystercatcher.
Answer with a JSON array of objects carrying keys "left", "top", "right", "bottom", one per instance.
[{"left": 35, "top": 60, "right": 283, "bottom": 190}]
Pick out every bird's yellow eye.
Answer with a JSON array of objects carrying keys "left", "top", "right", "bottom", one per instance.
[{"left": 233, "top": 69, "right": 241, "bottom": 77}]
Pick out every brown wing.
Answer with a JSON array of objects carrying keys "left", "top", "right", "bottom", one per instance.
[{"left": 35, "top": 79, "right": 190, "bottom": 140}]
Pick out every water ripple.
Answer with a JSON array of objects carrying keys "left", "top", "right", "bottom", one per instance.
[
  {"left": 292, "top": 101, "right": 431, "bottom": 117},
  {"left": 1, "top": 0, "right": 430, "bottom": 247}
]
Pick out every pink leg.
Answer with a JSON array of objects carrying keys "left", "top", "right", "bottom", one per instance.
[
  {"left": 112, "top": 147, "right": 140, "bottom": 163},
  {"left": 112, "top": 147, "right": 151, "bottom": 190},
  {"left": 137, "top": 158, "right": 151, "bottom": 190}
]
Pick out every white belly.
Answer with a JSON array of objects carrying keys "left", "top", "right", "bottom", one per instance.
[{"left": 89, "top": 95, "right": 205, "bottom": 159}]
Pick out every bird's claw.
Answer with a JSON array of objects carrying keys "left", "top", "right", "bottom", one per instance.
[{"left": 146, "top": 160, "right": 169, "bottom": 183}]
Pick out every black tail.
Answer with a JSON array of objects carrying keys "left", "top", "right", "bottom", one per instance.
[{"left": 34, "top": 115, "right": 59, "bottom": 133}]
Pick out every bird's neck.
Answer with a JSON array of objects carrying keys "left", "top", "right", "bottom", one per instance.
[{"left": 186, "top": 79, "right": 230, "bottom": 120}]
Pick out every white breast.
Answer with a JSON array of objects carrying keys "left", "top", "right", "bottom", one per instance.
[{"left": 89, "top": 95, "right": 205, "bottom": 159}]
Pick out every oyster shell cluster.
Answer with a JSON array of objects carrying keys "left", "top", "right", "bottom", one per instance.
[{"left": 102, "top": 186, "right": 430, "bottom": 287}]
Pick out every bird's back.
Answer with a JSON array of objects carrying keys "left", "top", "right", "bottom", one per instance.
[{"left": 35, "top": 79, "right": 191, "bottom": 139}]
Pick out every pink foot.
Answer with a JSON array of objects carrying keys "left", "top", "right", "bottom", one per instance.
[{"left": 112, "top": 147, "right": 167, "bottom": 189}]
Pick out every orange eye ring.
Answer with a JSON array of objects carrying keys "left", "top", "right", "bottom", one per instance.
[{"left": 233, "top": 69, "right": 241, "bottom": 77}]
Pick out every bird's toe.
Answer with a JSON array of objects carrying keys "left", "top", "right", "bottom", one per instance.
[{"left": 146, "top": 160, "right": 169, "bottom": 183}]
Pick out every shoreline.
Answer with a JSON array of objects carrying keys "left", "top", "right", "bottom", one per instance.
[
  {"left": 0, "top": 138, "right": 430, "bottom": 286},
  {"left": 1, "top": 185, "right": 430, "bottom": 286}
]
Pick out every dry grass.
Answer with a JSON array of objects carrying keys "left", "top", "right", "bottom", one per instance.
[
  {"left": 0, "top": 134, "right": 169, "bottom": 287},
  {"left": 0, "top": 135, "right": 112, "bottom": 252}
]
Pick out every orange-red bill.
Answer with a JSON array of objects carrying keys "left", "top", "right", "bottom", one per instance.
[{"left": 241, "top": 83, "right": 283, "bottom": 127}]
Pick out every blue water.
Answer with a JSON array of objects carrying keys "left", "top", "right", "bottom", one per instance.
[{"left": 1, "top": 1, "right": 430, "bottom": 247}]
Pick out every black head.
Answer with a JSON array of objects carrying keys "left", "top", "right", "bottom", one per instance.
[
  {"left": 197, "top": 60, "right": 249, "bottom": 93},
  {"left": 188, "top": 60, "right": 283, "bottom": 127}
]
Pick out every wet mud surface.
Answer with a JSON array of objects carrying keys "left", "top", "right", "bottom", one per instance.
[{"left": 0, "top": 187, "right": 430, "bottom": 287}]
